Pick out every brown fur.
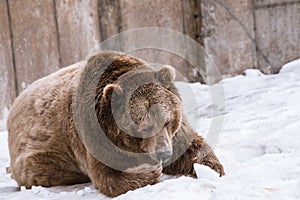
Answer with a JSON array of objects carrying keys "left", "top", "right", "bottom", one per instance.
[{"left": 7, "top": 52, "right": 224, "bottom": 197}]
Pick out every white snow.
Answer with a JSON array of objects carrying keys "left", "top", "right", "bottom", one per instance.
[
  {"left": 1, "top": 60, "right": 300, "bottom": 199},
  {"left": 243, "top": 69, "right": 265, "bottom": 77},
  {"left": 0, "top": 108, "right": 8, "bottom": 131},
  {"left": 194, "top": 164, "right": 220, "bottom": 181},
  {"left": 21, "top": 81, "right": 27, "bottom": 90},
  {"left": 280, "top": 59, "right": 300, "bottom": 74}
]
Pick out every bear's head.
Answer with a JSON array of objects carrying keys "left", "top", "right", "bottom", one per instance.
[{"left": 101, "top": 65, "right": 182, "bottom": 163}]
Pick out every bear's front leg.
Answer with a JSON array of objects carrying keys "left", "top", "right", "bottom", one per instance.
[
  {"left": 191, "top": 135, "right": 225, "bottom": 177},
  {"left": 163, "top": 116, "right": 225, "bottom": 177},
  {"left": 87, "top": 155, "right": 162, "bottom": 197},
  {"left": 163, "top": 135, "right": 225, "bottom": 177},
  {"left": 197, "top": 138, "right": 225, "bottom": 176}
]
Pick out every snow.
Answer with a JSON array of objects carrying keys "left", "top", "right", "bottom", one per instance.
[
  {"left": 21, "top": 82, "right": 26, "bottom": 90},
  {"left": 194, "top": 164, "right": 220, "bottom": 181},
  {"left": 280, "top": 58, "right": 300, "bottom": 74},
  {"left": 1, "top": 60, "right": 300, "bottom": 199},
  {"left": 243, "top": 69, "right": 265, "bottom": 77},
  {"left": 0, "top": 108, "right": 8, "bottom": 131}
]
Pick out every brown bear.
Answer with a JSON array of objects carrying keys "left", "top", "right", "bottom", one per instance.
[{"left": 7, "top": 51, "right": 224, "bottom": 197}]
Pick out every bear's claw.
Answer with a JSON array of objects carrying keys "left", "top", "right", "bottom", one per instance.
[{"left": 201, "top": 155, "right": 225, "bottom": 177}]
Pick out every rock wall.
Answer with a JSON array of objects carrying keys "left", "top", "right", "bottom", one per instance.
[
  {"left": 0, "top": 0, "right": 299, "bottom": 118},
  {"left": 201, "top": 0, "right": 257, "bottom": 81},
  {"left": 55, "top": 0, "right": 101, "bottom": 67},
  {"left": 0, "top": 0, "right": 16, "bottom": 118},
  {"left": 254, "top": 0, "right": 300, "bottom": 73},
  {"left": 8, "top": 0, "right": 61, "bottom": 94}
]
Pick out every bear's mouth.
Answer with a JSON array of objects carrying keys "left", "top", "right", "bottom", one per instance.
[{"left": 149, "top": 150, "right": 172, "bottom": 163}]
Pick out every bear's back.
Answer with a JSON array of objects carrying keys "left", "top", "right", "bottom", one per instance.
[{"left": 7, "top": 61, "right": 85, "bottom": 165}]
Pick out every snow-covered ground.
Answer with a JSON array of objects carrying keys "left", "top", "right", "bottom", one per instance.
[{"left": 1, "top": 59, "right": 300, "bottom": 199}]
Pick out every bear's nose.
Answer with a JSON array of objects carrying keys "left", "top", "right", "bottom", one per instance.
[{"left": 156, "top": 150, "right": 172, "bottom": 162}]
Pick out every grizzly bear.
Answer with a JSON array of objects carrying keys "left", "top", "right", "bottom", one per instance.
[{"left": 7, "top": 51, "right": 224, "bottom": 197}]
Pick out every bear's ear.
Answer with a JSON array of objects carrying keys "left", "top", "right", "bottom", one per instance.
[
  {"left": 103, "top": 84, "right": 123, "bottom": 101},
  {"left": 156, "top": 65, "right": 176, "bottom": 86}
]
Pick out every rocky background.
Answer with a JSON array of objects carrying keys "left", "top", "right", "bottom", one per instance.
[{"left": 0, "top": 0, "right": 300, "bottom": 118}]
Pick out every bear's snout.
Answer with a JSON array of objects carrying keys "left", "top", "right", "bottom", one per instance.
[
  {"left": 149, "top": 128, "right": 173, "bottom": 162},
  {"left": 155, "top": 150, "right": 172, "bottom": 162}
]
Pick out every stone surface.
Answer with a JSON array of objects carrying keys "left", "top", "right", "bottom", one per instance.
[
  {"left": 201, "top": 0, "right": 257, "bottom": 81},
  {"left": 56, "top": 0, "right": 101, "bottom": 67},
  {"left": 98, "top": 0, "right": 122, "bottom": 41},
  {"left": 255, "top": 0, "right": 300, "bottom": 7},
  {"left": 0, "top": 0, "right": 16, "bottom": 117},
  {"left": 8, "top": 0, "right": 60, "bottom": 94},
  {"left": 181, "top": 0, "right": 206, "bottom": 83},
  {"left": 116, "top": 0, "right": 202, "bottom": 82},
  {"left": 254, "top": 1, "right": 300, "bottom": 73}
]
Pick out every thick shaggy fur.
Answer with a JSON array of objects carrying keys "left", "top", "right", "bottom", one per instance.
[{"left": 8, "top": 52, "right": 224, "bottom": 197}]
